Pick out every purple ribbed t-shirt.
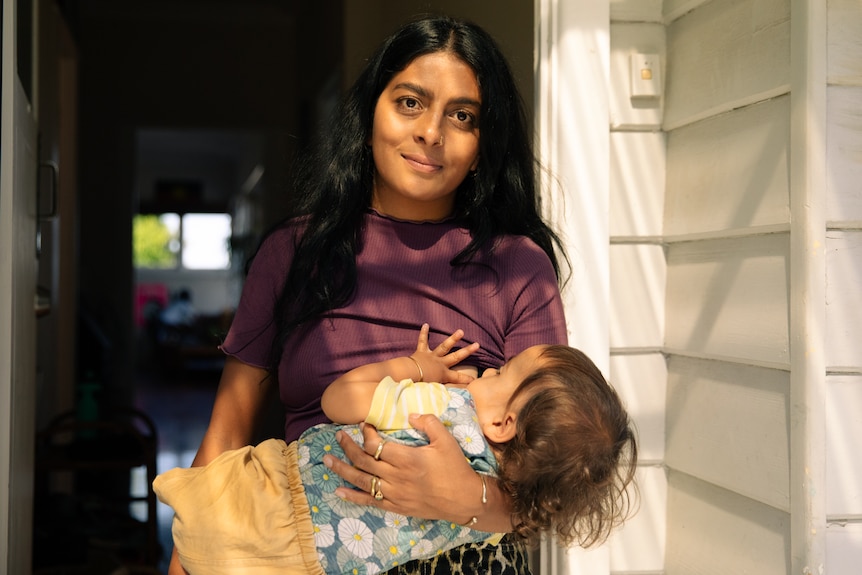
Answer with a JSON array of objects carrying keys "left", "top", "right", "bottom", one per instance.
[{"left": 222, "top": 210, "right": 567, "bottom": 442}]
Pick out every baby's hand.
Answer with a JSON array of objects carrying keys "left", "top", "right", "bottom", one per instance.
[{"left": 410, "top": 324, "right": 479, "bottom": 385}]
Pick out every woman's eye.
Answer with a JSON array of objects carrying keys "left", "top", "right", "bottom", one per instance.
[
  {"left": 399, "top": 97, "right": 420, "bottom": 110},
  {"left": 451, "top": 110, "right": 477, "bottom": 128}
]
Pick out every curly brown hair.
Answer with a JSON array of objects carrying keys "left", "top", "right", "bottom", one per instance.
[{"left": 494, "top": 345, "right": 638, "bottom": 547}]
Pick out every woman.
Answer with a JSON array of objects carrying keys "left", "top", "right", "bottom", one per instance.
[{"left": 168, "top": 15, "right": 568, "bottom": 575}]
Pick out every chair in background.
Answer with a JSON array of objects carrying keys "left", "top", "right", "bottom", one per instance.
[{"left": 34, "top": 406, "right": 160, "bottom": 573}]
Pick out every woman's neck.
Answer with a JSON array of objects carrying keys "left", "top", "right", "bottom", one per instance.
[{"left": 370, "top": 194, "right": 455, "bottom": 223}]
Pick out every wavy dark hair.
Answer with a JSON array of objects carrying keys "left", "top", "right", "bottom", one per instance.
[
  {"left": 495, "top": 346, "right": 639, "bottom": 547},
  {"left": 261, "top": 15, "right": 568, "bottom": 370}
]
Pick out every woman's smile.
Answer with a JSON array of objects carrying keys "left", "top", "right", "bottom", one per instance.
[{"left": 402, "top": 152, "right": 443, "bottom": 173}]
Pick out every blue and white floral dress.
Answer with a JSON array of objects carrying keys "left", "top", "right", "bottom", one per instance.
[{"left": 298, "top": 376, "right": 500, "bottom": 575}]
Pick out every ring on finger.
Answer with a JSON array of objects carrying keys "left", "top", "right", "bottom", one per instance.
[
  {"left": 373, "top": 480, "right": 384, "bottom": 502},
  {"left": 373, "top": 440, "right": 386, "bottom": 461},
  {"left": 370, "top": 476, "right": 379, "bottom": 497}
]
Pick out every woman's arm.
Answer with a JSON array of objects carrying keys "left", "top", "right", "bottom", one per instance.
[
  {"left": 191, "top": 356, "right": 273, "bottom": 465},
  {"left": 168, "top": 355, "right": 272, "bottom": 575}
]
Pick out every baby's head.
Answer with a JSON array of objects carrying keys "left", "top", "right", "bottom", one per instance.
[{"left": 472, "top": 345, "right": 638, "bottom": 547}]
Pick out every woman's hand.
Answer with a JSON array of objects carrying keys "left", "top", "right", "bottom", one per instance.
[{"left": 325, "top": 414, "right": 513, "bottom": 532}]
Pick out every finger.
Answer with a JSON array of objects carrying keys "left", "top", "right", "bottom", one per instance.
[
  {"left": 372, "top": 439, "right": 386, "bottom": 461},
  {"left": 334, "top": 483, "right": 387, "bottom": 508},
  {"left": 323, "top": 449, "right": 376, "bottom": 492},
  {"left": 326, "top": 459, "right": 387, "bottom": 508},
  {"left": 408, "top": 413, "right": 456, "bottom": 446},
  {"left": 446, "top": 368, "right": 476, "bottom": 385},
  {"left": 360, "top": 422, "right": 384, "bottom": 456},
  {"left": 433, "top": 329, "right": 465, "bottom": 356},
  {"left": 324, "top": 441, "right": 394, "bottom": 509},
  {"left": 441, "top": 341, "right": 480, "bottom": 366},
  {"left": 414, "top": 323, "right": 430, "bottom": 353},
  {"left": 326, "top": 429, "right": 377, "bottom": 479},
  {"left": 336, "top": 424, "right": 395, "bottom": 471}
]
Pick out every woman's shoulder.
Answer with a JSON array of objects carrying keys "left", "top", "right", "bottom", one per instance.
[
  {"left": 255, "top": 217, "right": 308, "bottom": 253},
  {"left": 488, "top": 234, "right": 554, "bottom": 267},
  {"left": 478, "top": 235, "right": 559, "bottom": 296},
  {"left": 492, "top": 233, "right": 547, "bottom": 254}
]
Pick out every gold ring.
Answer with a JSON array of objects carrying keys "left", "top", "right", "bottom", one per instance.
[
  {"left": 370, "top": 476, "right": 384, "bottom": 501},
  {"left": 373, "top": 440, "right": 386, "bottom": 461}
]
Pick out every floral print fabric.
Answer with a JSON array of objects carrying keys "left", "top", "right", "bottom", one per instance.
[{"left": 298, "top": 387, "right": 498, "bottom": 575}]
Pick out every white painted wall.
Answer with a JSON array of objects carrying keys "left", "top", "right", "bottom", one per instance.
[
  {"left": 606, "top": 1, "right": 668, "bottom": 574},
  {"left": 605, "top": 0, "right": 859, "bottom": 572},
  {"left": 823, "top": 0, "right": 862, "bottom": 571},
  {"left": 653, "top": 0, "right": 860, "bottom": 572},
  {"left": 661, "top": 1, "right": 795, "bottom": 573}
]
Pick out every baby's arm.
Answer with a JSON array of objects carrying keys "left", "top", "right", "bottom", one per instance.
[
  {"left": 321, "top": 324, "right": 479, "bottom": 424},
  {"left": 321, "top": 357, "right": 419, "bottom": 424}
]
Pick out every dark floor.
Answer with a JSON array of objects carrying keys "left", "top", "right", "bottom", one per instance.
[{"left": 132, "top": 366, "right": 220, "bottom": 574}]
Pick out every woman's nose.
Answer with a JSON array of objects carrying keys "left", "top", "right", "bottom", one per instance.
[{"left": 416, "top": 114, "right": 444, "bottom": 146}]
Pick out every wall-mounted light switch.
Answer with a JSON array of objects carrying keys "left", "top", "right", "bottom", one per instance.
[{"left": 630, "top": 53, "right": 661, "bottom": 98}]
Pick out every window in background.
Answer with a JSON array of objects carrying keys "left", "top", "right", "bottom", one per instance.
[
  {"left": 133, "top": 213, "right": 231, "bottom": 270},
  {"left": 181, "top": 213, "right": 232, "bottom": 269}
]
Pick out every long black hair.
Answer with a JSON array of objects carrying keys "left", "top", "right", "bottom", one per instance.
[{"left": 262, "top": 15, "right": 568, "bottom": 371}]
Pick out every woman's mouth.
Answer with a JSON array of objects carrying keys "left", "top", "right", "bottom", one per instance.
[{"left": 403, "top": 154, "right": 442, "bottom": 173}]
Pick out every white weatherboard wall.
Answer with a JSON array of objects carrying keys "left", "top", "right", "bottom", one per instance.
[
  {"left": 541, "top": 0, "right": 861, "bottom": 573},
  {"left": 825, "top": 0, "right": 862, "bottom": 569},
  {"left": 658, "top": 0, "right": 861, "bottom": 572},
  {"left": 608, "top": 1, "right": 667, "bottom": 574},
  {"left": 662, "top": 0, "right": 795, "bottom": 573}
]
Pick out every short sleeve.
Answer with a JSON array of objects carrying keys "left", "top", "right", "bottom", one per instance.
[
  {"left": 502, "top": 238, "right": 568, "bottom": 357},
  {"left": 220, "top": 226, "right": 297, "bottom": 368},
  {"left": 365, "top": 377, "right": 452, "bottom": 433}
]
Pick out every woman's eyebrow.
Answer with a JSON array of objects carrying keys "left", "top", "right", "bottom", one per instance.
[
  {"left": 451, "top": 96, "right": 482, "bottom": 108},
  {"left": 392, "top": 82, "right": 429, "bottom": 98}
]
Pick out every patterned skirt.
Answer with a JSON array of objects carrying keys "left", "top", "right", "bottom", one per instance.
[{"left": 385, "top": 535, "right": 532, "bottom": 575}]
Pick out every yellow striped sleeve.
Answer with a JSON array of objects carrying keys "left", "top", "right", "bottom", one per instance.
[{"left": 365, "top": 376, "right": 452, "bottom": 433}]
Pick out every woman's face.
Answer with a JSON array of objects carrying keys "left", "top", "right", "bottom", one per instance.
[{"left": 370, "top": 51, "right": 481, "bottom": 221}]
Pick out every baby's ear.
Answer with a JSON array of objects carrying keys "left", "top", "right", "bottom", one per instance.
[{"left": 487, "top": 411, "right": 518, "bottom": 444}]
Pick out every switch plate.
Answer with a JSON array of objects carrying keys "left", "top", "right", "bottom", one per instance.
[{"left": 630, "top": 53, "right": 661, "bottom": 98}]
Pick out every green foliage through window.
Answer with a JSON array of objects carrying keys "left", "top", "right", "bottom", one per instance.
[
  {"left": 133, "top": 212, "right": 231, "bottom": 270},
  {"left": 133, "top": 214, "right": 178, "bottom": 268}
]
